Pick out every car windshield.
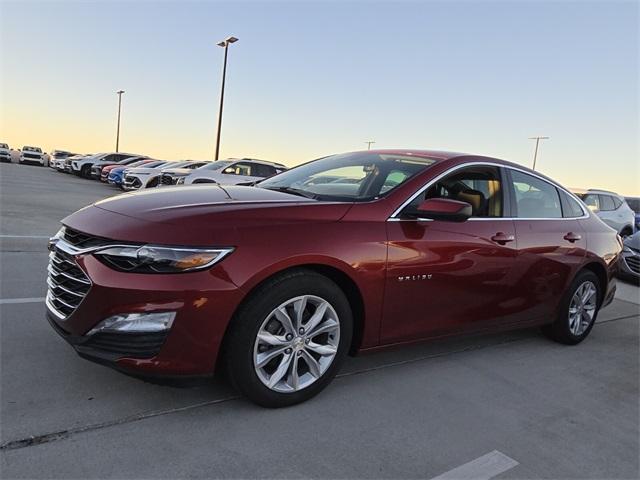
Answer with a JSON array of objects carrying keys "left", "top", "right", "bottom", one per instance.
[
  {"left": 258, "top": 152, "right": 437, "bottom": 201},
  {"left": 144, "top": 161, "right": 166, "bottom": 168},
  {"left": 24, "top": 147, "right": 42, "bottom": 153},
  {"left": 196, "top": 160, "right": 233, "bottom": 171},
  {"left": 0, "top": 144, "right": 8, "bottom": 149}
]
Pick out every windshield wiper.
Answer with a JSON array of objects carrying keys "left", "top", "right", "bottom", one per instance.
[{"left": 263, "top": 186, "right": 318, "bottom": 199}]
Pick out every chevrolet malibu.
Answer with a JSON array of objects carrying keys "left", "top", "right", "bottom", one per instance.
[{"left": 46, "top": 150, "right": 621, "bottom": 407}]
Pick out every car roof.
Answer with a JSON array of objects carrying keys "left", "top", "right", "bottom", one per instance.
[
  {"left": 225, "top": 158, "right": 287, "bottom": 168},
  {"left": 571, "top": 188, "right": 622, "bottom": 197}
]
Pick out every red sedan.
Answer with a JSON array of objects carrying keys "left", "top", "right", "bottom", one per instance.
[{"left": 46, "top": 150, "right": 621, "bottom": 407}]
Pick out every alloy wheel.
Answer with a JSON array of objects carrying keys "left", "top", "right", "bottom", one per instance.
[
  {"left": 568, "top": 281, "right": 597, "bottom": 336},
  {"left": 253, "top": 295, "right": 340, "bottom": 393}
]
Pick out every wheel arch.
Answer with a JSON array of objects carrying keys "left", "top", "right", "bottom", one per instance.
[
  {"left": 215, "top": 263, "right": 367, "bottom": 373},
  {"left": 579, "top": 261, "right": 608, "bottom": 306}
]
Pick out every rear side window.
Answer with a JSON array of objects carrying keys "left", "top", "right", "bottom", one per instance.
[
  {"left": 612, "top": 196, "right": 623, "bottom": 209},
  {"left": 598, "top": 195, "right": 615, "bottom": 211},
  {"left": 252, "top": 164, "right": 277, "bottom": 178},
  {"left": 509, "top": 170, "right": 562, "bottom": 218},
  {"left": 559, "top": 191, "right": 585, "bottom": 218}
]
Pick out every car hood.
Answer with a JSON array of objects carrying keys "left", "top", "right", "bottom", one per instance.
[
  {"left": 161, "top": 168, "right": 192, "bottom": 175},
  {"left": 125, "top": 167, "right": 160, "bottom": 175},
  {"left": 63, "top": 186, "right": 352, "bottom": 245}
]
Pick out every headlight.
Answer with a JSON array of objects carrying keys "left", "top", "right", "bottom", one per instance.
[
  {"left": 176, "top": 177, "right": 185, "bottom": 185},
  {"left": 94, "top": 245, "right": 234, "bottom": 273}
]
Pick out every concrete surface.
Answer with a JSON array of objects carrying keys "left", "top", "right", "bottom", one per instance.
[{"left": 1, "top": 163, "right": 638, "bottom": 479}]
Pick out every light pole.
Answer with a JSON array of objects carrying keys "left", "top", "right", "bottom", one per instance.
[
  {"left": 365, "top": 141, "right": 376, "bottom": 150},
  {"left": 529, "top": 136, "right": 549, "bottom": 170},
  {"left": 214, "top": 36, "right": 238, "bottom": 160},
  {"left": 115, "top": 90, "right": 125, "bottom": 153}
]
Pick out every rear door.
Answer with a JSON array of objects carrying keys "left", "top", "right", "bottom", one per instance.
[{"left": 507, "top": 169, "right": 587, "bottom": 322}]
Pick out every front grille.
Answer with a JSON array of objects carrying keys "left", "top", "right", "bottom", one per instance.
[
  {"left": 160, "top": 173, "right": 174, "bottom": 185},
  {"left": 625, "top": 255, "right": 640, "bottom": 274},
  {"left": 124, "top": 175, "right": 142, "bottom": 189},
  {"left": 63, "top": 227, "right": 109, "bottom": 249},
  {"left": 83, "top": 331, "right": 168, "bottom": 358},
  {"left": 47, "top": 247, "right": 91, "bottom": 319},
  {"left": 24, "top": 153, "right": 41, "bottom": 159}
]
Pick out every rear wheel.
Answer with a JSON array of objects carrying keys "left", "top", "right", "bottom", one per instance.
[
  {"left": 81, "top": 165, "right": 92, "bottom": 178},
  {"left": 542, "top": 270, "right": 601, "bottom": 345},
  {"left": 224, "top": 269, "right": 352, "bottom": 407}
]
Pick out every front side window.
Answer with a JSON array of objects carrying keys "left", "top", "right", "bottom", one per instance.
[
  {"left": 510, "top": 170, "right": 562, "bottom": 218},
  {"left": 406, "top": 165, "right": 503, "bottom": 217},
  {"left": 598, "top": 195, "right": 615, "bottom": 211},
  {"left": 259, "top": 152, "right": 437, "bottom": 201}
]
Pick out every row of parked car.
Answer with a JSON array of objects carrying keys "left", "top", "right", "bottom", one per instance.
[
  {"left": 0, "top": 143, "right": 49, "bottom": 165},
  {"left": 47, "top": 150, "right": 288, "bottom": 191}
]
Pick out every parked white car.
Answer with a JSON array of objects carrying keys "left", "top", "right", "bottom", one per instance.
[
  {"left": 19, "top": 146, "right": 46, "bottom": 166},
  {"left": 574, "top": 189, "right": 636, "bottom": 237},
  {"left": 122, "top": 161, "right": 184, "bottom": 190},
  {"left": 0, "top": 143, "right": 11, "bottom": 163},
  {"left": 155, "top": 161, "right": 210, "bottom": 187},
  {"left": 71, "top": 152, "right": 140, "bottom": 178},
  {"left": 50, "top": 150, "right": 78, "bottom": 170},
  {"left": 176, "top": 158, "right": 287, "bottom": 186}
]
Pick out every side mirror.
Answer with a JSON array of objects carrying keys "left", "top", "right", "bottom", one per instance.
[{"left": 408, "top": 198, "right": 472, "bottom": 222}]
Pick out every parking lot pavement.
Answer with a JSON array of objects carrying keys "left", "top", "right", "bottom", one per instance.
[{"left": 1, "top": 164, "right": 638, "bottom": 479}]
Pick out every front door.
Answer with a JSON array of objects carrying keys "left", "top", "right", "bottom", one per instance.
[{"left": 382, "top": 165, "right": 520, "bottom": 344}]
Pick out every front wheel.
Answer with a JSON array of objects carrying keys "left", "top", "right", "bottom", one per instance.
[
  {"left": 224, "top": 270, "right": 352, "bottom": 407},
  {"left": 542, "top": 270, "right": 601, "bottom": 345}
]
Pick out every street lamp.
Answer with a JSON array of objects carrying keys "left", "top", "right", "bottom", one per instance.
[
  {"left": 529, "top": 136, "right": 549, "bottom": 171},
  {"left": 214, "top": 36, "right": 238, "bottom": 160},
  {"left": 365, "top": 141, "right": 376, "bottom": 150},
  {"left": 115, "top": 90, "right": 125, "bottom": 153}
]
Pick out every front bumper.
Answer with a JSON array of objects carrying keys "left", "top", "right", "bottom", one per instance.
[
  {"left": 0, "top": 153, "right": 11, "bottom": 163},
  {"left": 46, "top": 240, "right": 244, "bottom": 377},
  {"left": 619, "top": 250, "right": 640, "bottom": 282}
]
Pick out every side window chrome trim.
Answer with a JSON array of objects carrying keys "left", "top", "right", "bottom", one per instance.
[{"left": 388, "top": 161, "right": 589, "bottom": 221}]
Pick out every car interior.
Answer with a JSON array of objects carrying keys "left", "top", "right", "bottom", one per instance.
[{"left": 422, "top": 167, "right": 503, "bottom": 217}]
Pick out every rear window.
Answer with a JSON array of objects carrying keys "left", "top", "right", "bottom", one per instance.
[{"left": 626, "top": 198, "right": 640, "bottom": 213}]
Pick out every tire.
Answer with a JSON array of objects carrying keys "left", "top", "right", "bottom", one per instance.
[
  {"left": 620, "top": 227, "right": 633, "bottom": 238},
  {"left": 542, "top": 270, "right": 601, "bottom": 345},
  {"left": 224, "top": 269, "right": 353, "bottom": 408},
  {"left": 81, "top": 165, "right": 92, "bottom": 178}
]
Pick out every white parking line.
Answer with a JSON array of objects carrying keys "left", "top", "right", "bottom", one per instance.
[
  {"left": 431, "top": 450, "right": 519, "bottom": 480},
  {"left": 0, "top": 297, "right": 45, "bottom": 305}
]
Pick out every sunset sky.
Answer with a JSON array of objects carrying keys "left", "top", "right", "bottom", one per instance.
[{"left": 1, "top": 1, "right": 638, "bottom": 195}]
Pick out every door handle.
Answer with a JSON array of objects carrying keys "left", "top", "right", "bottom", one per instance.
[
  {"left": 563, "top": 232, "right": 582, "bottom": 243},
  {"left": 491, "top": 232, "right": 515, "bottom": 245}
]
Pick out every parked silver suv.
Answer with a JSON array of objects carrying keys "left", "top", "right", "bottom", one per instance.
[{"left": 574, "top": 189, "right": 635, "bottom": 237}]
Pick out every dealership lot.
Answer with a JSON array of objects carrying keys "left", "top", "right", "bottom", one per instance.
[{"left": 1, "top": 163, "right": 638, "bottom": 479}]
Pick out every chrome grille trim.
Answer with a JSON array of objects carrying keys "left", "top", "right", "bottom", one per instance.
[{"left": 46, "top": 241, "right": 92, "bottom": 320}]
